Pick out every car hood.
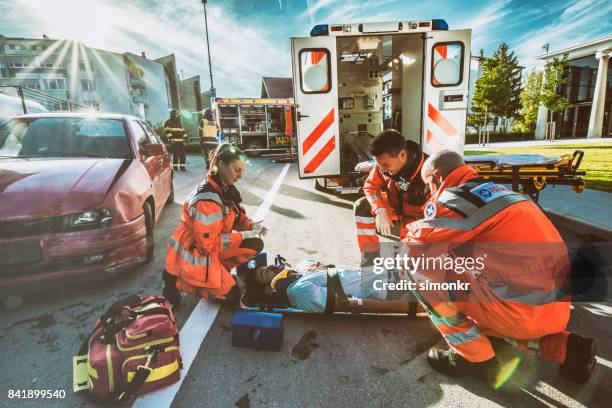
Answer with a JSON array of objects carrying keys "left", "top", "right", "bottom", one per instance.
[{"left": 0, "top": 158, "right": 129, "bottom": 220}]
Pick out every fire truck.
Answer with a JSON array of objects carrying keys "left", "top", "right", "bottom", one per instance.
[{"left": 212, "top": 97, "right": 295, "bottom": 156}]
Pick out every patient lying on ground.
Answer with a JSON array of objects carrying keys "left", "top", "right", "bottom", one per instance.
[{"left": 246, "top": 259, "right": 412, "bottom": 313}]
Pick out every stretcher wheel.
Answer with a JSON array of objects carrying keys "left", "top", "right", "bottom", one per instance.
[{"left": 408, "top": 301, "right": 418, "bottom": 318}]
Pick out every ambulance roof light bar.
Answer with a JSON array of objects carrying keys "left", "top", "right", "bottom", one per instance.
[{"left": 310, "top": 19, "right": 448, "bottom": 37}]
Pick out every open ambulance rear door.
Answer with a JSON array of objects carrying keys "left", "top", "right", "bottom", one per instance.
[
  {"left": 422, "top": 29, "right": 471, "bottom": 155},
  {"left": 291, "top": 36, "right": 341, "bottom": 179}
]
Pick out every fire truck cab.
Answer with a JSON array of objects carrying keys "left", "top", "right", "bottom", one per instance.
[{"left": 291, "top": 20, "right": 471, "bottom": 185}]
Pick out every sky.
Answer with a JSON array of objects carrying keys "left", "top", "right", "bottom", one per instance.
[{"left": 1, "top": 0, "right": 610, "bottom": 97}]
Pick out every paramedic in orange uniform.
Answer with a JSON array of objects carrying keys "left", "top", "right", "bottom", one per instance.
[
  {"left": 354, "top": 129, "right": 428, "bottom": 266},
  {"left": 405, "top": 150, "right": 596, "bottom": 386},
  {"left": 162, "top": 143, "right": 267, "bottom": 306}
]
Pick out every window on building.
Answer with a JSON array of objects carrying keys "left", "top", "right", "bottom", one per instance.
[
  {"left": 84, "top": 101, "right": 101, "bottom": 111},
  {"left": 81, "top": 80, "right": 96, "bottom": 91},
  {"left": 44, "top": 79, "right": 67, "bottom": 90},
  {"left": 9, "top": 62, "right": 24, "bottom": 68},
  {"left": 79, "top": 62, "right": 86, "bottom": 71},
  {"left": 8, "top": 45, "right": 15, "bottom": 50},
  {"left": 30, "top": 45, "right": 38, "bottom": 51}
]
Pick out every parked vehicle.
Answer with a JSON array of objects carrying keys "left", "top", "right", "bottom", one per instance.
[
  {"left": 0, "top": 112, "right": 174, "bottom": 294},
  {"left": 290, "top": 19, "right": 470, "bottom": 191},
  {"left": 0, "top": 93, "right": 49, "bottom": 122},
  {"left": 213, "top": 97, "right": 295, "bottom": 155}
]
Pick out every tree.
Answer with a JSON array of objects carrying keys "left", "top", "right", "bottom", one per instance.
[
  {"left": 512, "top": 70, "right": 543, "bottom": 133},
  {"left": 541, "top": 54, "right": 570, "bottom": 121},
  {"left": 471, "top": 43, "right": 522, "bottom": 133}
]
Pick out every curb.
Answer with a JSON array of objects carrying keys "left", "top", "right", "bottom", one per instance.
[{"left": 543, "top": 209, "right": 612, "bottom": 241}]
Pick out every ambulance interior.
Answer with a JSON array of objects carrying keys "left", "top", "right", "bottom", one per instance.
[{"left": 335, "top": 33, "right": 423, "bottom": 174}]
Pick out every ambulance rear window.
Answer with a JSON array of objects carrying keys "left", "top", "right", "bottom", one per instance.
[
  {"left": 298, "top": 48, "right": 331, "bottom": 94},
  {"left": 431, "top": 42, "right": 464, "bottom": 87}
]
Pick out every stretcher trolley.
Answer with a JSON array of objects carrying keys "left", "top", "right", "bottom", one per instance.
[{"left": 464, "top": 150, "right": 586, "bottom": 202}]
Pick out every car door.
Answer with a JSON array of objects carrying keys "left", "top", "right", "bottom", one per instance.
[
  {"left": 140, "top": 121, "right": 172, "bottom": 202},
  {"left": 130, "top": 120, "right": 165, "bottom": 217},
  {"left": 291, "top": 36, "right": 340, "bottom": 178}
]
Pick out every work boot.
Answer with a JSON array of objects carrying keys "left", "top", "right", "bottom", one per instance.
[
  {"left": 559, "top": 334, "right": 596, "bottom": 383},
  {"left": 360, "top": 251, "right": 380, "bottom": 267},
  {"left": 427, "top": 347, "right": 500, "bottom": 386},
  {"left": 161, "top": 270, "right": 182, "bottom": 308}
]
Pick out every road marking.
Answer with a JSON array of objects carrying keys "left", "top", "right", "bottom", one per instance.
[{"left": 133, "top": 163, "right": 290, "bottom": 408}]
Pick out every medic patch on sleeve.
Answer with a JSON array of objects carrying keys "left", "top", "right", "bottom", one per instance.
[
  {"left": 424, "top": 202, "right": 437, "bottom": 219},
  {"left": 470, "top": 182, "right": 516, "bottom": 203}
]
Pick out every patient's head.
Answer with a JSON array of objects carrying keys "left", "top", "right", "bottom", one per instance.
[{"left": 254, "top": 265, "right": 284, "bottom": 286}]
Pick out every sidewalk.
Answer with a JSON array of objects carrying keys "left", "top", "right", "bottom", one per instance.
[
  {"left": 466, "top": 137, "right": 612, "bottom": 150},
  {"left": 538, "top": 185, "right": 612, "bottom": 240}
]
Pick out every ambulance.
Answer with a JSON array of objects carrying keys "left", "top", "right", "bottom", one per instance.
[{"left": 291, "top": 19, "right": 470, "bottom": 188}]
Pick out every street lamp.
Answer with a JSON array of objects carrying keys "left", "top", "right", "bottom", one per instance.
[{"left": 202, "top": 0, "right": 215, "bottom": 97}]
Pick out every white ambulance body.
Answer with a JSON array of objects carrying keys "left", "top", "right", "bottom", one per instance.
[{"left": 291, "top": 20, "right": 471, "bottom": 180}]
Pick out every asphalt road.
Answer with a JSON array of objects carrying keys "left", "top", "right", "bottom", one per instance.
[{"left": 1, "top": 153, "right": 611, "bottom": 408}]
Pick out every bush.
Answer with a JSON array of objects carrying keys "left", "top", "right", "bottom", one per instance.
[{"left": 465, "top": 132, "right": 534, "bottom": 145}]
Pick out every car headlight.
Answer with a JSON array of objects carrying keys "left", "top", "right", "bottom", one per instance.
[{"left": 64, "top": 209, "right": 113, "bottom": 230}]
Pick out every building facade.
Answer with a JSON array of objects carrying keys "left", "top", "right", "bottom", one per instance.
[
  {"left": 0, "top": 35, "right": 178, "bottom": 128},
  {"left": 179, "top": 75, "right": 203, "bottom": 139},
  {"left": 535, "top": 36, "right": 612, "bottom": 139}
]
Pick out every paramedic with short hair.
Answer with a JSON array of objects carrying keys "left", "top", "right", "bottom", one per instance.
[
  {"left": 354, "top": 129, "right": 428, "bottom": 266},
  {"left": 405, "top": 149, "right": 596, "bottom": 387},
  {"left": 162, "top": 143, "right": 267, "bottom": 307}
]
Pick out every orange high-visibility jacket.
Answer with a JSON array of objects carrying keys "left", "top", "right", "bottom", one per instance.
[
  {"left": 165, "top": 175, "right": 254, "bottom": 298},
  {"left": 363, "top": 144, "right": 428, "bottom": 226},
  {"left": 405, "top": 164, "right": 571, "bottom": 341}
]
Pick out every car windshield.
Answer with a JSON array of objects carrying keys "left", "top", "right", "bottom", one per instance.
[{"left": 0, "top": 117, "right": 131, "bottom": 159}]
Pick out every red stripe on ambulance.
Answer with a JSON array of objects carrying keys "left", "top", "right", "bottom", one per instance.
[
  {"left": 428, "top": 103, "right": 459, "bottom": 138},
  {"left": 302, "top": 108, "right": 334, "bottom": 155},
  {"left": 304, "top": 136, "right": 336, "bottom": 174}
]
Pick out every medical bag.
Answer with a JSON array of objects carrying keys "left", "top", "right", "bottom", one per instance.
[{"left": 72, "top": 295, "right": 182, "bottom": 403}]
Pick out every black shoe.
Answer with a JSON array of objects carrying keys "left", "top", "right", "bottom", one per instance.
[
  {"left": 360, "top": 251, "right": 380, "bottom": 267},
  {"left": 427, "top": 347, "right": 499, "bottom": 386},
  {"left": 559, "top": 334, "right": 596, "bottom": 383},
  {"left": 212, "top": 285, "right": 241, "bottom": 307},
  {"left": 162, "top": 284, "right": 182, "bottom": 308}
]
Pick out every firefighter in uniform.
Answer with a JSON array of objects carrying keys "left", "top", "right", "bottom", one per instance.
[
  {"left": 405, "top": 150, "right": 596, "bottom": 386},
  {"left": 354, "top": 129, "right": 428, "bottom": 266},
  {"left": 164, "top": 109, "right": 187, "bottom": 171},
  {"left": 199, "top": 108, "right": 218, "bottom": 169},
  {"left": 162, "top": 143, "right": 267, "bottom": 306}
]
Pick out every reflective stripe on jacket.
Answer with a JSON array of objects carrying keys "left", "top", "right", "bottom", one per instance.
[{"left": 165, "top": 175, "right": 254, "bottom": 298}]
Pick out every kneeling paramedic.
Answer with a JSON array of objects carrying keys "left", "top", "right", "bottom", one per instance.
[
  {"left": 162, "top": 143, "right": 267, "bottom": 306},
  {"left": 404, "top": 150, "right": 596, "bottom": 386},
  {"left": 354, "top": 129, "right": 428, "bottom": 266}
]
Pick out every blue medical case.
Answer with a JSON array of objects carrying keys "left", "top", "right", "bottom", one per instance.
[{"left": 231, "top": 310, "right": 283, "bottom": 351}]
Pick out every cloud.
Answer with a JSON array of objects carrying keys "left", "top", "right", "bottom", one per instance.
[
  {"left": 467, "top": 0, "right": 512, "bottom": 51},
  {"left": 1, "top": 0, "right": 289, "bottom": 97},
  {"left": 513, "top": 0, "right": 612, "bottom": 70}
]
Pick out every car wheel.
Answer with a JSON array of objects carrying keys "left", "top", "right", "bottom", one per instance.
[
  {"left": 166, "top": 178, "right": 174, "bottom": 205},
  {"left": 245, "top": 140, "right": 263, "bottom": 157},
  {"left": 144, "top": 201, "right": 154, "bottom": 263}
]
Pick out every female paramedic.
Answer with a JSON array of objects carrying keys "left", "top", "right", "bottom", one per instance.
[{"left": 162, "top": 143, "right": 267, "bottom": 307}]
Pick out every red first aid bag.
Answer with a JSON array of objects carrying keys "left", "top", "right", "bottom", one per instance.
[{"left": 73, "top": 295, "right": 182, "bottom": 403}]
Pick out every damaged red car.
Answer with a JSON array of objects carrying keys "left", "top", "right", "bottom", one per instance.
[{"left": 0, "top": 113, "right": 174, "bottom": 294}]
